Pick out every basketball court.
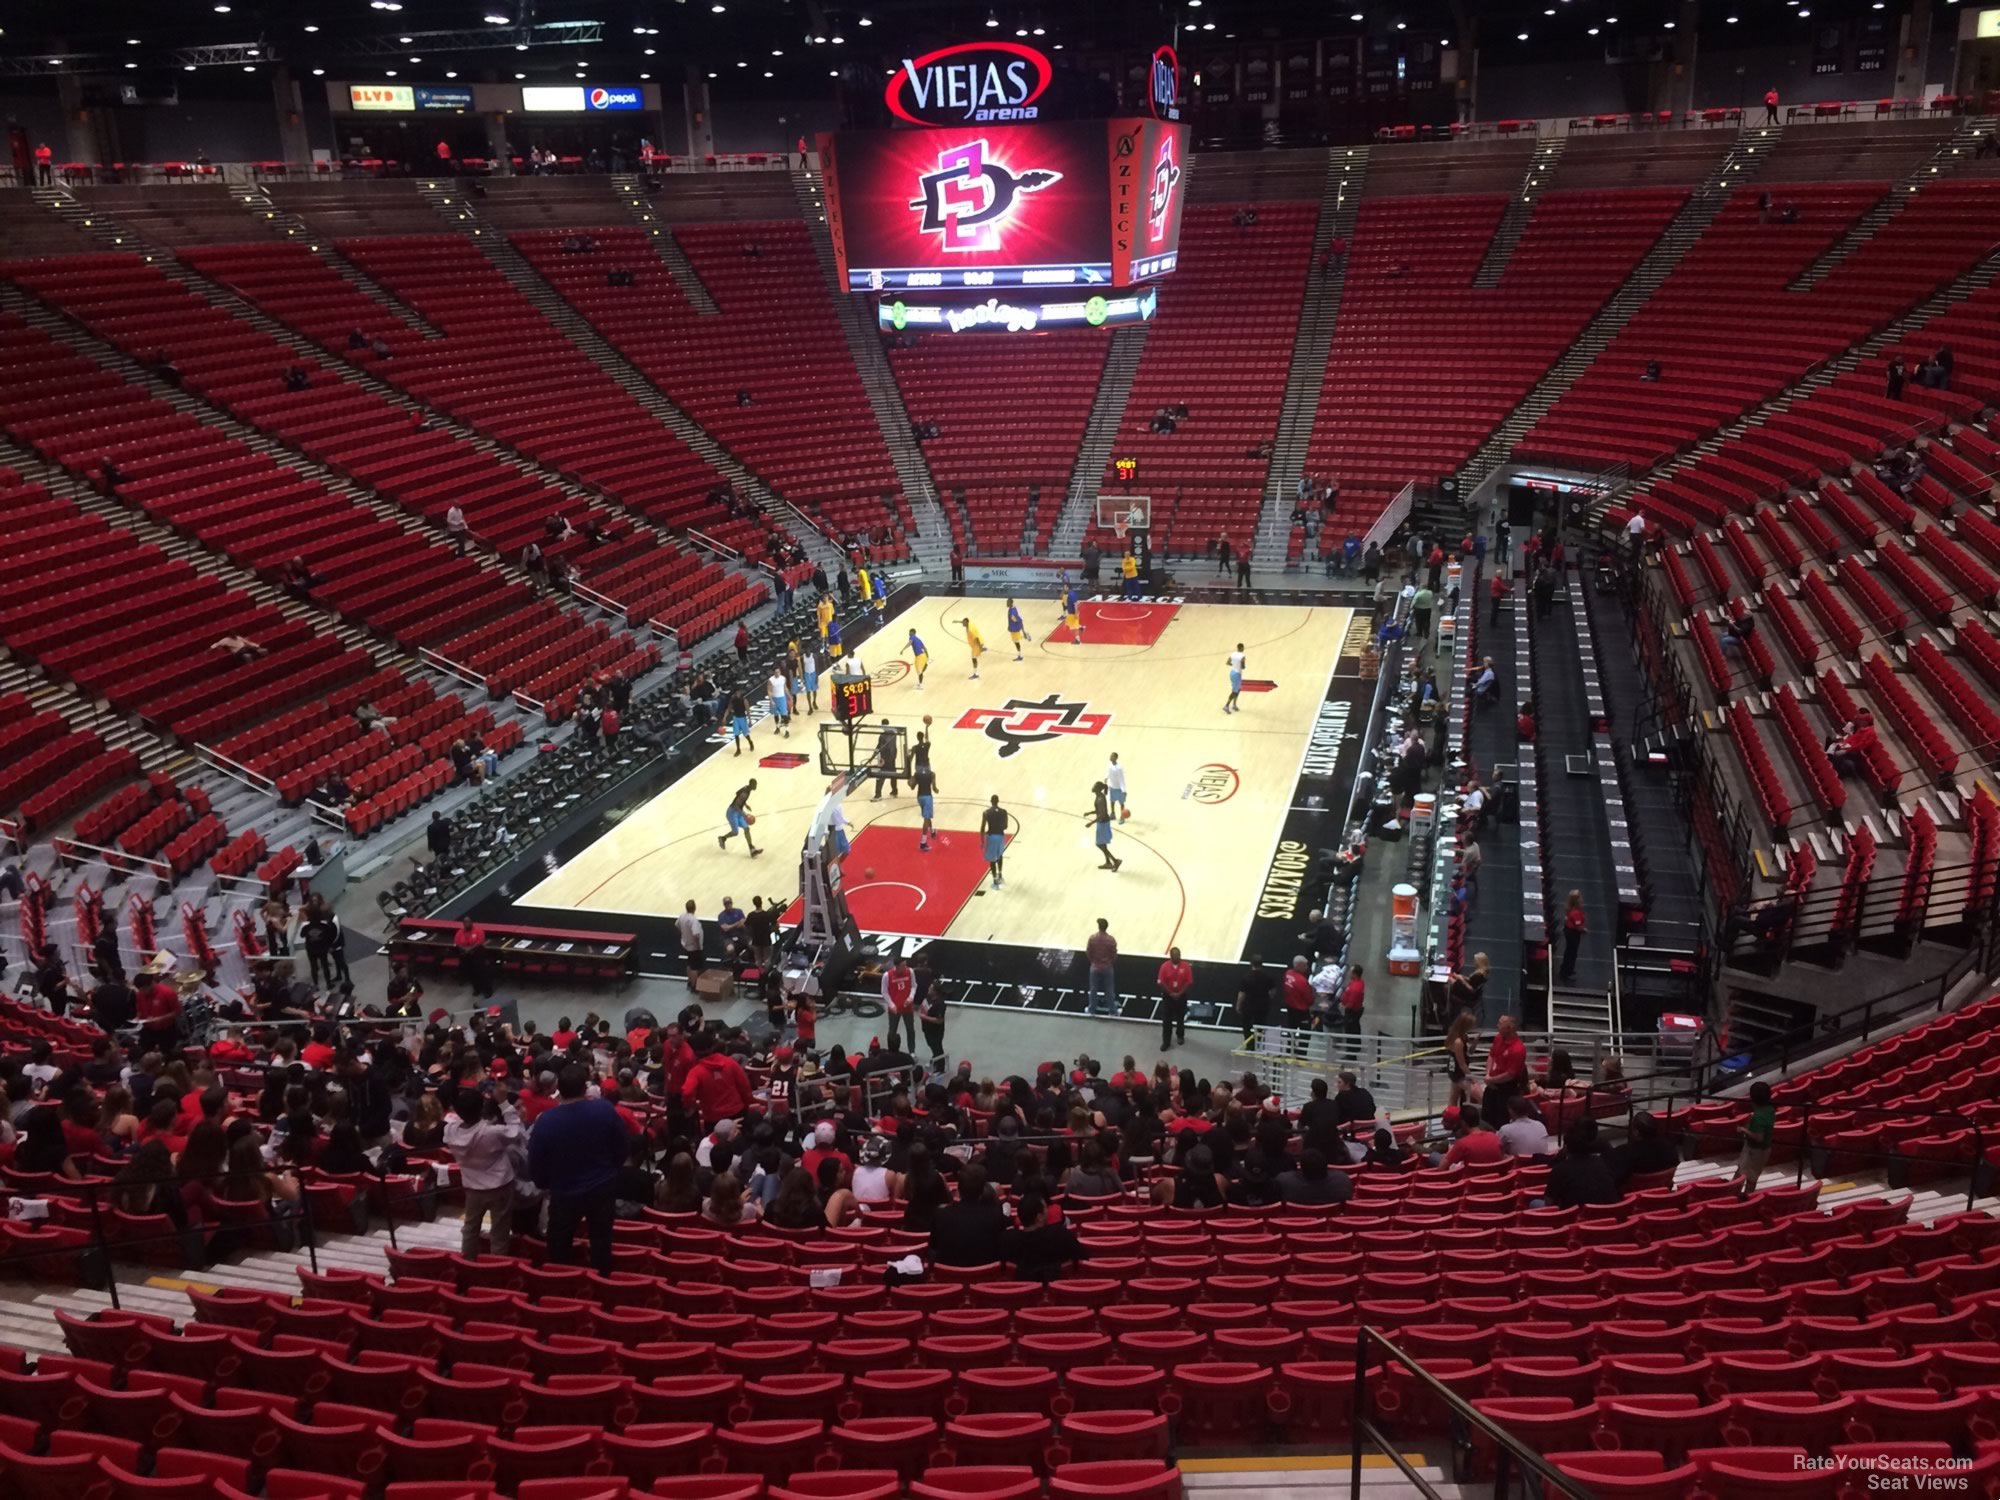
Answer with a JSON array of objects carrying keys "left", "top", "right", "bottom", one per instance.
[{"left": 520, "top": 592, "right": 1358, "bottom": 964}]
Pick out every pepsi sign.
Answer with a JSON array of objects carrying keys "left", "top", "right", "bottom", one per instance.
[
  {"left": 587, "top": 85, "right": 643, "bottom": 111},
  {"left": 885, "top": 41, "right": 1052, "bottom": 126},
  {"left": 1148, "top": 45, "right": 1181, "bottom": 121}
]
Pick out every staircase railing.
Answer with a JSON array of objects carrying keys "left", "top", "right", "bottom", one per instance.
[{"left": 1353, "top": 1327, "right": 1597, "bottom": 1500}]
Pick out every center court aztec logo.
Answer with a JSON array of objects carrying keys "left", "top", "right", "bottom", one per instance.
[
  {"left": 910, "top": 139, "right": 1062, "bottom": 254},
  {"left": 955, "top": 695, "right": 1110, "bottom": 758}
]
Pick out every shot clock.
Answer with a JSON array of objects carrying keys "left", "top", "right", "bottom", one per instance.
[{"left": 832, "top": 673, "right": 874, "bottom": 723}]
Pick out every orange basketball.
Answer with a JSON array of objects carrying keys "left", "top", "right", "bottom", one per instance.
[
  {"left": 863, "top": 866, "right": 877, "bottom": 879},
  {"left": 743, "top": 812, "right": 756, "bottom": 825}
]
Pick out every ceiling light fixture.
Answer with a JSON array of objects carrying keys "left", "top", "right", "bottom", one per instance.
[
  {"left": 188, "top": 63, "right": 199, "bottom": 70},
  {"left": 1032, "top": 25, "right": 1045, "bottom": 34},
  {"left": 385, "top": 69, "right": 397, "bottom": 75},
  {"left": 1395, "top": 19, "right": 1406, "bottom": 28},
  {"left": 640, "top": 70, "right": 651, "bottom": 78},
  {"left": 515, "top": 71, "right": 526, "bottom": 78},
  {"left": 1517, "top": 29, "right": 1529, "bottom": 38},
  {"left": 857, "top": 14, "right": 871, "bottom": 24},
  {"left": 243, "top": 63, "right": 255, "bottom": 70},
  {"left": 398, "top": 35, "right": 412, "bottom": 42},
  {"left": 213, "top": 3, "right": 229, "bottom": 10},
  {"left": 736, "top": 59, "right": 747, "bottom": 66},
  {"left": 644, "top": 46, "right": 655, "bottom": 53},
  {"left": 763, "top": 69, "right": 773, "bottom": 76},
  {"left": 831, "top": 30, "right": 844, "bottom": 41},
  {"left": 1349, "top": 10, "right": 1362, "bottom": 18},
  {"left": 772, "top": 47, "right": 784, "bottom": 55},
  {"left": 303, "top": 22, "right": 319, "bottom": 30},
  {"left": 445, "top": 69, "right": 457, "bottom": 77},
  {"left": 125, "top": 37, "right": 139, "bottom": 44},
  {"left": 125, "top": 61, "right": 138, "bottom": 68},
  {"left": 485, "top": 12, "right": 511, "bottom": 22},
  {"left": 516, "top": 42, "right": 528, "bottom": 49},
  {"left": 1201, "top": 20, "right": 1214, "bottom": 28},
  {"left": 1588, "top": 26, "right": 1599, "bottom": 33},
  {"left": 985, "top": 11, "right": 999, "bottom": 27}
]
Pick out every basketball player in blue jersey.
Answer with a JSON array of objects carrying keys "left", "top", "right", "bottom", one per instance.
[
  {"left": 1006, "top": 600, "right": 1030, "bottom": 660},
  {"left": 904, "top": 628, "right": 929, "bottom": 689},
  {"left": 1062, "top": 584, "right": 1083, "bottom": 644}
]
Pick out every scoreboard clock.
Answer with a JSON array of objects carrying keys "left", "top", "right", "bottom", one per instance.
[
  {"left": 1113, "top": 456, "right": 1139, "bottom": 483},
  {"left": 832, "top": 674, "right": 874, "bottom": 723}
]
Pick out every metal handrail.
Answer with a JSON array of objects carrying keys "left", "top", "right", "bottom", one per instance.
[{"left": 1352, "top": 1325, "right": 1597, "bottom": 1500}]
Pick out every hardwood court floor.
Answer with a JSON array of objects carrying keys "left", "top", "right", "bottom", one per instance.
[{"left": 521, "top": 594, "right": 1354, "bottom": 963}]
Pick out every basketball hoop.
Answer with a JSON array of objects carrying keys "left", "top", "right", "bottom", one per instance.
[{"left": 1112, "top": 520, "right": 1129, "bottom": 544}]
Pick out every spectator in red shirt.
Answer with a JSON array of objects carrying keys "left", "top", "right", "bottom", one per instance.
[
  {"left": 551, "top": 1016, "right": 579, "bottom": 1051},
  {"left": 59, "top": 1088, "right": 104, "bottom": 1165},
  {"left": 801, "top": 1119, "right": 852, "bottom": 1181},
  {"left": 1339, "top": 966, "right": 1366, "bottom": 1036},
  {"left": 135, "top": 964, "right": 182, "bottom": 1052},
  {"left": 517, "top": 1070, "right": 561, "bottom": 1126},
  {"left": 681, "top": 1035, "right": 752, "bottom": 1129},
  {"left": 1281, "top": 956, "right": 1314, "bottom": 1030},
  {"left": 454, "top": 917, "right": 493, "bottom": 999},
  {"left": 1156, "top": 947, "right": 1193, "bottom": 1048},
  {"left": 301, "top": 1026, "right": 339, "bottom": 1072},
  {"left": 1827, "top": 713, "right": 1877, "bottom": 779},
  {"left": 1516, "top": 701, "right": 1536, "bottom": 741},
  {"left": 209, "top": 1028, "right": 255, "bottom": 1066},
  {"left": 1489, "top": 571, "right": 1511, "bottom": 625},
  {"left": 1483, "top": 1014, "right": 1528, "bottom": 1127},
  {"left": 882, "top": 956, "right": 917, "bottom": 1054},
  {"left": 1560, "top": 890, "right": 1586, "bottom": 981},
  {"left": 33, "top": 142, "right": 52, "bottom": 186},
  {"left": 1439, "top": 1106, "right": 1503, "bottom": 1168}
]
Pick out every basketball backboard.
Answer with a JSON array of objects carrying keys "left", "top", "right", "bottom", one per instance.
[
  {"left": 1094, "top": 494, "right": 1152, "bottom": 538},
  {"left": 818, "top": 718, "right": 911, "bottom": 776}
]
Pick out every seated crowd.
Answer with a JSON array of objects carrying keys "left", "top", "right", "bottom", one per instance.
[{"left": 0, "top": 988, "right": 1649, "bottom": 1279}]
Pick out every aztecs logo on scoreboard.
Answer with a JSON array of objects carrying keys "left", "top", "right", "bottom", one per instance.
[
  {"left": 909, "top": 138, "right": 1064, "bottom": 253},
  {"left": 1146, "top": 129, "right": 1181, "bottom": 246},
  {"left": 955, "top": 695, "right": 1110, "bottom": 759}
]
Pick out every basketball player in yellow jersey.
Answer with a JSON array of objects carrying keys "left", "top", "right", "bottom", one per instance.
[
  {"left": 960, "top": 617, "right": 985, "bottom": 680},
  {"left": 857, "top": 565, "right": 873, "bottom": 604},
  {"left": 816, "top": 593, "right": 834, "bottom": 644}
]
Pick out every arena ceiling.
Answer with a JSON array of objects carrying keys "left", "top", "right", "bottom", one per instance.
[{"left": 0, "top": 0, "right": 1935, "bottom": 92}]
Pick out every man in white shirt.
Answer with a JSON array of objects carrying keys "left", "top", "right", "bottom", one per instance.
[
  {"left": 1625, "top": 512, "right": 1647, "bottom": 543},
  {"left": 677, "top": 899, "right": 705, "bottom": 988},
  {"left": 766, "top": 671, "right": 791, "bottom": 739},
  {"left": 1496, "top": 1095, "right": 1548, "bottom": 1157},
  {"left": 695, "top": 1116, "right": 738, "bottom": 1170},
  {"left": 1105, "top": 753, "right": 1130, "bottom": 823},
  {"left": 445, "top": 504, "right": 471, "bottom": 555},
  {"left": 445, "top": 1094, "right": 522, "bottom": 1256}
]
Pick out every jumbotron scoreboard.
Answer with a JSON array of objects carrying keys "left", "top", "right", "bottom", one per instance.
[{"left": 818, "top": 40, "right": 1185, "bottom": 331}]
